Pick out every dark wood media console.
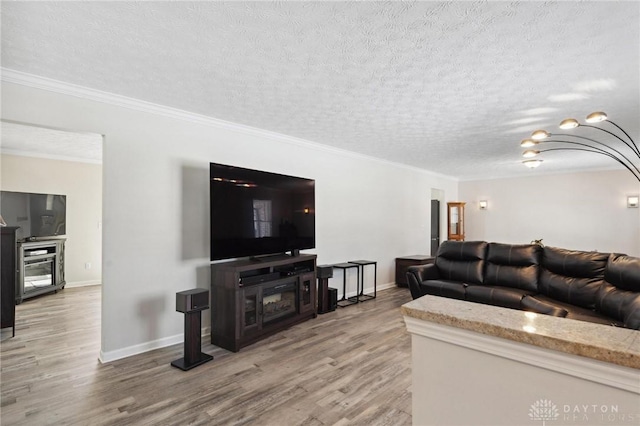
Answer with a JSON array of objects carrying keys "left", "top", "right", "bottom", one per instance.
[
  {"left": 1, "top": 227, "right": 19, "bottom": 336},
  {"left": 210, "top": 254, "right": 317, "bottom": 352}
]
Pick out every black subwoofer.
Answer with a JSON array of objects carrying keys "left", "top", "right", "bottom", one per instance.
[
  {"left": 317, "top": 265, "right": 334, "bottom": 314},
  {"left": 328, "top": 287, "right": 338, "bottom": 312}
]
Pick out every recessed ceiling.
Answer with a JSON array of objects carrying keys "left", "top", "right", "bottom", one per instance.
[{"left": 1, "top": 1, "right": 638, "bottom": 180}]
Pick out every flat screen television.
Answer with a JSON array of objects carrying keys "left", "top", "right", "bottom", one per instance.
[
  {"left": 0, "top": 191, "right": 67, "bottom": 241},
  {"left": 210, "top": 163, "right": 315, "bottom": 261}
]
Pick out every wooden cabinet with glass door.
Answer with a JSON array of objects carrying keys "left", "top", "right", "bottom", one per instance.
[{"left": 447, "top": 202, "right": 465, "bottom": 241}]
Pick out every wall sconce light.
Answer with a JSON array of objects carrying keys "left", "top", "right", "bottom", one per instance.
[
  {"left": 628, "top": 196, "right": 639, "bottom": 208},
  {"left": 479, "top": 200, "right": 488, "bottom": 210}
]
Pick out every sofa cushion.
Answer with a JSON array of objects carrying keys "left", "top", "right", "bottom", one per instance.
[
  {"left": 603, "top": 254, "right": 640, "bottom": 291},
  {"left": 485, "top": 243, "right": 541, "bottom": 292},
  {"left": 434, "top": 241, "right": 487, "bottom": 285},
  {"left": 521, "top": 296, "right": 568, "bottom": 317},
  {"left": 466, "top": 285, "right": 530, "bottom": 309},
  {"left": 419, "top": 280, "right": 466, "bottom": 300},
  {"left": 539, "top": 246, "right": 609, "bottom": 309},
  {"left": 596, "top": 254, "right": 640, "bottom": 329}
]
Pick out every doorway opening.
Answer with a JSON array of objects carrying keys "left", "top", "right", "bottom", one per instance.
[
  {"left": 430, "top": 189, "right": 444, "bottom": 256},
  {"left": 0, "top": 120, "right": 103, "bottom": 342}
]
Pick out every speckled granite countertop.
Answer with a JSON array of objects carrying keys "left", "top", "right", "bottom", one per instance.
[{"left": 401, "top": 296, "right": 640, "bottom": 370}]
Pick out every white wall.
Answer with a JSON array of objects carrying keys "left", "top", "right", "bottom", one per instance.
[
  {"left": 460, "top": 170, "right": 640, "bottom": 256},
  {"left": 1, "top": 80, "right": 458, "bottom": 361},
  {"left": 406, "top": 317, "right": 640, "bottom": 425},
  {"left": 0, "top": 154, "right": 103, "bottom": 286}
]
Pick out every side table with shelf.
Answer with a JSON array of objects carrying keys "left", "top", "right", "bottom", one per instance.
[
  {"left": 348, "top": 260, "right": 376, "bottom": 301},
  {"left": 333, "top": 263, "right": 359, "bottom": 307},
  {"left": 395, "top": 255, "right": 434, "bottom": 287}
]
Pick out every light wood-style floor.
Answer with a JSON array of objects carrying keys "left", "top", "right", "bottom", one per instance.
[{"left": 1, "top": 285, "right": 414, "bottom": 425}]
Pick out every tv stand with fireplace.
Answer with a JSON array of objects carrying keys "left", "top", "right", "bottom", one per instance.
[
  {"left": 16, "top": 239, "right": 66, "bottom": 304},
  {"left": 210, "top": 254, "right": 317, "bottom": 352}
]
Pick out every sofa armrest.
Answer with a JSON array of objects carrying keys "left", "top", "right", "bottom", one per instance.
[
  {"left": 406, "top": 264, "right": 440, "bottom": 300},
  {"left": 408, "top": 263, "right": 439, "bottom": 281}
]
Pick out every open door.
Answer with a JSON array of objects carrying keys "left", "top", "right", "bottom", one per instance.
[{"left": 430, "top": 199, "right": 440, "bottom": 255}]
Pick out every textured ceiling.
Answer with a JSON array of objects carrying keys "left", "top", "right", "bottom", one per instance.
[
  {"left": 1, "top": 1, "right": 639, "bottom": 180},
  {"left": 0, "top": 121, "right": 103, "bottom": 163}
]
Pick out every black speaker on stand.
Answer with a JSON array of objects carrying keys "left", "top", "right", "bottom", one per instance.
[{"left": 171, "top": 288, "right": 213, "bottom": 371}]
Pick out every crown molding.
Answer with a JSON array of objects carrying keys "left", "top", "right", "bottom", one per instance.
[{"left": 1, "top": 68, "right": 458, "bottom": 182}]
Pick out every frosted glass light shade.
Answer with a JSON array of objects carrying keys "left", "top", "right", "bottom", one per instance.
[
  {"left": 520, "top": 139, "right": 537, "bottom": 148},
  {"left": 523, "top": 159, "right": 543, "bottom": 168},
  {"left": 522, "top": 150, "right": 540, "bottom": 158},
  {"left": 531, "top": 130, "right": 550, "bottom": 140},
  {"left": 586, "top": 111, "right": 608, "bottom": 123},
  {"left": 559, "top": 118, "right": 579, "bottom": 129}
]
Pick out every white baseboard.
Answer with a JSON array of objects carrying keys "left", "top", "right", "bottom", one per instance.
[
  {"left": 65, "top": 280, "right": 101, "bottom": 288},
  {"left": 378, "top": 282, "right": 397, "bottom": 291},
  {"left": 339, "top": 281, "right": 396, "bottom": 299},
  {"left": 99, "top": 334, "right": 182, "bottom": 363},
  {"left": 99, "top": 327, "right": 214, "bottom": 364}
]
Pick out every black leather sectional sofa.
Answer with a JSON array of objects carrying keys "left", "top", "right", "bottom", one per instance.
[{"left": 407, "top": 241, "right": 640, "bottom": 329}]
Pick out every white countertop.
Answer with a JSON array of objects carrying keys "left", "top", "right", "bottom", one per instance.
[{"left": 401, "top": 295, "right": 640, "bottom": 370}]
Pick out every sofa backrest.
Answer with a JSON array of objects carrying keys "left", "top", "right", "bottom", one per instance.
[
  {"left": 435, "top": 241, "right": 487, "bottom": 284},
  {"left": 485, "top": 243, "right": 541, "bottom": 292},
  {"left": 596, "top": 254, "right": 640, "bottom": 330},
  {"left": 539, "top": 246, "right": 609, "bottom": 309}
]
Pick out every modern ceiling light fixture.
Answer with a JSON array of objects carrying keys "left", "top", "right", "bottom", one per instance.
[
  {"left": 523, "top": 159, "right": 543, "bottom": 169},
  {"left": 520, "top": 112, "right": 640, "bottom": 182}
]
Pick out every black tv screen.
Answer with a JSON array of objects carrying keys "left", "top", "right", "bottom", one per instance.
[
  {"left": 0, "top": 191, "right": 67, "bottom": 240},
  {"left": 210, "top": 163, "right": 315, "bottom": 261}
]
